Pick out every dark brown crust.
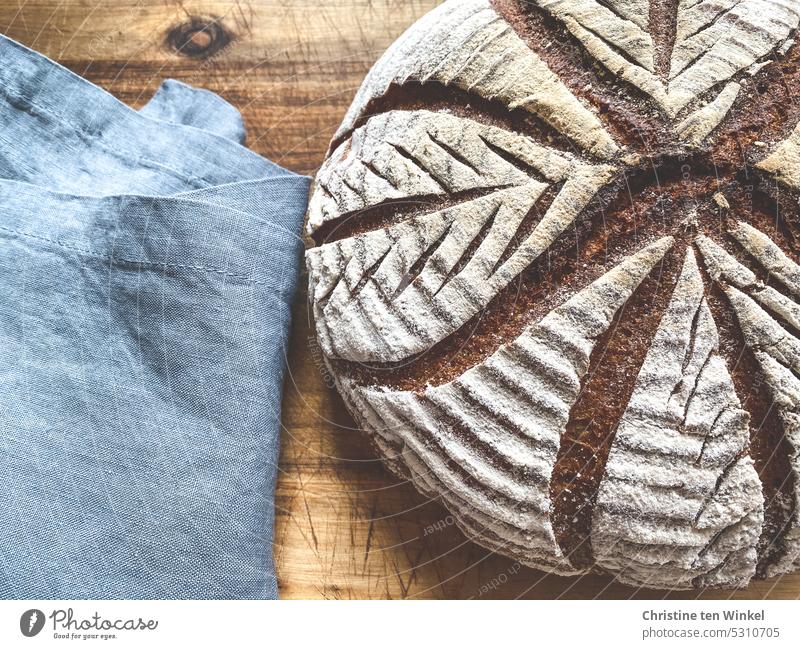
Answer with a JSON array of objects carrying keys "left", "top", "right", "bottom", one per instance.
[
  {"left": 311, "top": 186, "right": 515, "bottom": 246},
  {"left": 328, "top": 80, "right": 578, "bottom": 161},
  {"left": 714, "top": 42, "right": 800, "bottom": 165},
  {"left": 550, "top": 242, "right": 686, "bottom": 568},
  {"left": 649, "top": 0, "right": 678, "bottom": 79},
  {"left": 491, "top": 0, "right": 670, "bottom": 151}
]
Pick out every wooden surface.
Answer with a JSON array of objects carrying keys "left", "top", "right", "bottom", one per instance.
[{"left": 3, "top": 0, "right": 798, "bottom": 599}]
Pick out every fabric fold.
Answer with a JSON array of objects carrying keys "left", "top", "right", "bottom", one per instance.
[
  {"left": 0, "top": 33, "right": 310, "bottom": 599},
  {"left": 139, "top": 79, "right": 248, "bottom": 144}
]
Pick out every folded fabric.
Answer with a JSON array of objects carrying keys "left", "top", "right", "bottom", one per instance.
[
  {"left": 138, "top": 79, "right": 248, "bottom": 144},
  {"left": 0, "top": 34, "right": 310, "bottom": 599}
]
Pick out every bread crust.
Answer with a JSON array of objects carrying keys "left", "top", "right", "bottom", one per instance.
[{"left": 306, "top": 0, "right": 800, "bottom": 589}]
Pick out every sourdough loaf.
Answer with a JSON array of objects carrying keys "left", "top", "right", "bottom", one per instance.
[{"left": 305, "top": 0, "right": 800, "bottom": 589}]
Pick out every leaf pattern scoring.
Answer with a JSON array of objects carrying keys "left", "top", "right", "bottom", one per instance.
[{"left": 306, "top": 0, "right": 800, "bottom": 588}]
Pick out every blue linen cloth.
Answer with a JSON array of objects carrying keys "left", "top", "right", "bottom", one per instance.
[{"left": 0, "top": 34, "right": 310, "bottom": 599}]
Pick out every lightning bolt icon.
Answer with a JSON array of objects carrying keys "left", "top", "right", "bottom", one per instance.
[{"left": 28, "top": 611, "right": 38, "bottom": 632}]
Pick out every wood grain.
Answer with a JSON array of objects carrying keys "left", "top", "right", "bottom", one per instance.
[{"left": 3, "top": 0, "right": 797, "bottom": 599}]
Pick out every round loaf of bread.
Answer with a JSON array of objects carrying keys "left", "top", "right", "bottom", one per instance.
[{"left": 305, "top": 0, "right": 800, "bottom": 589}]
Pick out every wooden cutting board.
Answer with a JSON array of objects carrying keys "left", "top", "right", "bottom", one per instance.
[{"left": 3, "top": 0, "right": 797, "bottom": 600}]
